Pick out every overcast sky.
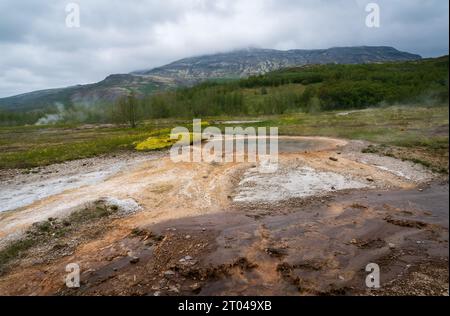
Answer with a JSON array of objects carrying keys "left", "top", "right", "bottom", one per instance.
[{"left": 0, "top": 0, "right": 448, "bottom": 98}]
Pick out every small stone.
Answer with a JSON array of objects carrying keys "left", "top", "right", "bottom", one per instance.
[
  {"left": 144, "top": 240, "right": 154, "bottom": 246},
  {"left": 185, "top": 235, "right": 191, "bottom": 239},
  {"left": 388, "top": 243, "right": 396, "bottom": 249},
  {"left": 338, "top": 275, "right": 345, "bottom": 281},
  {"left": 184, "top": 256, "right": 193, "bottom": 261},
  {"left": 153, "top": 291, "right": 161, "bottom": 296},
  {"left": 329, "top": 157, "right": 338, "bottom": 162},
  {"left": 163, "top": 270, "right": 175, "bottom": 276},
  {"left": 366, "top": 177, "right": 374, "bottom": 182},
  {"left": 129, "top": 256, "right": 140, "bottom": 264},
  {"left": 350, "top": 239, "right": 357, "bottom": 244},
  {"left": 190, "top": 283, "right": 202, "bottom": 293}
]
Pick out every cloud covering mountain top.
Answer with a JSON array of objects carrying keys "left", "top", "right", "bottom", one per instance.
[{"left": 0, "top": 0, "right": 448, "bottom": 97}]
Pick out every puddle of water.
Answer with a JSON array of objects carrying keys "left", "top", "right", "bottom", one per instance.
[
  {"left": 206, "top": 136, "right": 340, "bottom": 155},
  {"left": 277, "top": 138, "right": 336, "bottom": 153},
  {"left": 220, "top": 120, "right": 263, "bottom": 124},
  {"left": 234, "top": 166, "right": 368, "bottom": 203}
]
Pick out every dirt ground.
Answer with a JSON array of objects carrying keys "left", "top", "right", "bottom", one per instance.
[{"left": 0, "top": 136, "right": 447, "bottom": 296}]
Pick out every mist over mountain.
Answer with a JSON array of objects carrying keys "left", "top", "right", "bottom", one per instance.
[
  {"left": 136, "top": 46, "right": 421, "bottom": 81},
  {"left": 0, "top": 46, "right": 421, "bottom": 112}
]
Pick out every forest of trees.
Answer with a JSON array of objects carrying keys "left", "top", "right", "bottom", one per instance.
[
  {"left": 127, "top": 56, "right": 448, "bottom": 121},
  {"left": 0, "top": 56, "right": 448, "bottom": 126}
]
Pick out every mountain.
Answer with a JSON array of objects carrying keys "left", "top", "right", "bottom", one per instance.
[
  {"left": 0, "top": 46, "right": 421, "bottom": 112},
  {"left": 0, "top": 74, "right": 177, "bottom": 112},
  {"left": 134, "top": 46, "right": 421, "bottom": 81}
]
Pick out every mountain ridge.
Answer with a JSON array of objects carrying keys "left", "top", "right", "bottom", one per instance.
[{"left": 134, "top": 46, "right": 421, "bottom": 80}]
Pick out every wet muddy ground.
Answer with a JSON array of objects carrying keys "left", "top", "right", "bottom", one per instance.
[
  {"left": 0, "top": 136, "right": 447, "bottom": 296},
  {"left": 54, "top": 181, "right": 448, "bottom": 296}
]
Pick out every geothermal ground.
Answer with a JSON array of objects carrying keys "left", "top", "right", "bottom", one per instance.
[{"left": 0, "top": 136, "right": 448, "bottom": 296}]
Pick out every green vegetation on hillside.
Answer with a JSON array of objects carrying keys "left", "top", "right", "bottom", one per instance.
[
  {"left": 0, "top": 56, "right": 447, "bottom": 126},
  {"left": 133, "top": 56, "right": 448, "bottom": 119}
]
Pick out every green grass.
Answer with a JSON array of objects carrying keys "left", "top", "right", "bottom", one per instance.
[
  {"left": 0, "top": 105, "right": 448, "bottom": 171},
  {"left": 0, "top": 125, "right": 159, "bottom": 169}
]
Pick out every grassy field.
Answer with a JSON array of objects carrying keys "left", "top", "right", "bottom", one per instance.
[{"left": 0, "top": 105, "right": 448, "bottom": 172}]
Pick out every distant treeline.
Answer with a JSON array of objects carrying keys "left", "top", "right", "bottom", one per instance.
[{"left": 0, "top": 56, "right": 448, "bottom": 126}]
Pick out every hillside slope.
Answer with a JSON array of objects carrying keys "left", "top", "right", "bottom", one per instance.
[
  {"left": 137, "top": 56, "right": 448, "bottom": 118},
  {"left": 0, "top": 46, "right": 421, "bottom": 112},
  {"left": 0, "top": 75, "right": 176, "bottom": 112},
  {"left": 135, "top": 46, "right": 421, "bottom": 81}
]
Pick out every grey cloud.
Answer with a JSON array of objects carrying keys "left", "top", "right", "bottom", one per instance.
[{"left": 0, "top": 0, "right": 448, "bottom": 97}]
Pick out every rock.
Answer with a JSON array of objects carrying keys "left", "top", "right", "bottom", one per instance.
[
  {"left": 350, "top": 239, "right": 358, "bottom": 244},
  {"left": 153, "top": 291, "right": 161, "bottom": 296},
  {"left": 265, "top": 247, "right": 287, "bottom": 258},
  {"left": 388, "top": 243, "right": 396, "bottom": 249},
  {"left": 159, "top": 279, "right": 167, "bottom": 286},
  {"left": 190, "top": 283, "right": 202, "bottom": 294},
  {"left": 184, "top": 256, "right": 193, "bottom": 261},
  {"left": 329, "top": 157, "right": 338, "bottom": 162},
  {"left": 338, "top": 275, "right": 345, "bottom": 281},
  {"left": 366, "top": 177, "right": 374, "bottom": 182},
  {"left": 163, "top": 270, "right": 175, "bottom": 276},
  {"left": 185, "top": 235, "right": 191, "bottom": 239},
  {"left": 129, "top": 256, "right": 140, "bottom": 264},
  {"left": 144, "top": 240, "right": 154, "bottom": 246}
]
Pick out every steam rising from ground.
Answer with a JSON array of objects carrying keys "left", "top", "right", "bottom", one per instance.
[{"left": 35, "top": 103, "right": 65, "bottom": 125}]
